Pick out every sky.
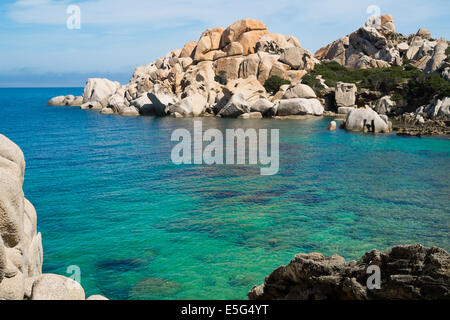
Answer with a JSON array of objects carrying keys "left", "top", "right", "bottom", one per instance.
[{"left": 0, "top": 0, "right": 449, "bottom": 87}]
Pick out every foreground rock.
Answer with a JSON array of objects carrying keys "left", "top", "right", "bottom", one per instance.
[
  {"left": 0, "top": 134, "right": 106, "bottom": 300},
  {"left": 248, "top": 244, "right": 450, "bottom": 300}
]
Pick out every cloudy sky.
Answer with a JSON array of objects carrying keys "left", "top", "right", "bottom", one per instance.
[{"left": 0, "top": 0, "right": 449, "bottom": 86}]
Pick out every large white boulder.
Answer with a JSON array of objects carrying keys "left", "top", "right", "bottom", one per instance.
[
  {"left": 276, "top": 98, "right": 324, "bottom": 116},
  {"left": 218, "top": 92, "right": 251, "bottom": 117},
  {"left": 119, "top": 106, "right": 140, "bottom": 117},
  {"left": 31, "top": 274, "right": 85, "bottom": 300},
  {"left": 147, "top": 84, "right": 179, "bottom": 116},
  {"left": 345, "top": 107, "right": 391, "bottom": 133},
  {"left": 250, "top": 99, "right": 275, "bottom": 114},
  {"left": 282, "top": 83, "right": 317, "bottom": 99},
  {"left": 168, "top": 94, "right": 207, "bottom": 116},
  {"left": 279, "top": 47, "right": 316, "bottom": 71},
  {"left": 82, "top": 78, "right": 121, "bottom": 108}
]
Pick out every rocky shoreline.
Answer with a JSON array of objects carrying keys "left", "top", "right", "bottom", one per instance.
[
  {"left": 47, "top": 16, "right": 449, "bottom": 137},
  {"left": 248, "top": 244, "right": 450, "bottom": 300},
  {"left": 0, "top": 134, "right": 107, "bottom": 300}
]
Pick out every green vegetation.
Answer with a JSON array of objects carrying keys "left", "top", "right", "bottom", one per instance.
[
  {"left": 264, "top": 75, "right": 291, "bottom": 94},
  {"left": 214, "top": 71, "right": 228, "bottom": 85},
  {"left": 302, "top": 61, "right": 450, "bottom": 108}
]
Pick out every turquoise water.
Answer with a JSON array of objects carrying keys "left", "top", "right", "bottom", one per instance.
[{"left": 0, "top": 88, "right": 449, "bottom": 300}]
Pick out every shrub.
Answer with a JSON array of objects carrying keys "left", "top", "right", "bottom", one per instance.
[
  {"left": 302, "top": 61, "right": 450, "bottom": 111},
  {"left": 406, "top": 73, "right": 450, "bottom": 106},
  {"left": 264, "top": 75, "right": 291, "bottom": 94},
  {"left": 391, "top": 93, "right": 404, "bottom": 102},
  {"left": 215, "top": 71, "right": 228, "bottom": 85}
]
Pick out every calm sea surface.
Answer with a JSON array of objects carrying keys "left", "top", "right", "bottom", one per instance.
[{"left": 0, "top": 88, "right": 449, "bottom": 299}]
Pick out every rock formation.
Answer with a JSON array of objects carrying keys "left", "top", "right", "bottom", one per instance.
[
  {"left": 47, "top": 95, "right": 83, "bottom": 107},
  {"left": 0, "top": 134, "right": 107, "bottom": 300},
  {"left": 335, "top": 82, "right": 357, "bottom": 108},
  {"left": 45, "top": 16, "right": 449, "bottom": 136},
  {"left": 315, "top": 14, "right": 449, "bottom": 73},
  {"left": 248, "top": 244, "right": 450, "bottom": 300},
  {"left": 47, "top": 19, "right": 320, "bottom": 119}
]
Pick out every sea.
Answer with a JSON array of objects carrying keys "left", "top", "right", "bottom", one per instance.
[{"left": 0, "top": 87, "right": 449, "bottom": 299}]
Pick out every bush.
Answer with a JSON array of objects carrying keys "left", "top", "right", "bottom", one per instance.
[
  {"left": 215, "top": 71, "right": 228, "bottom": 85},
  {"left": 302, "top": 61, "right": 450, "bottom": 111},
  {"left": 391, "top": 93, "right": 404, "bottom": 102},
  {"left": 264, "top": 76, "right": 291, "bottom": 94},
  {"left": 406, "top": 73, "right": 450, "bottom": 106},
  {"left": 303, "top": 61, "right": 424, "bottom": 93}
]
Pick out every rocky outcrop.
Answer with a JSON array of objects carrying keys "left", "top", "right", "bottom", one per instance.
[
  {"left": 48, "top": 18, "right": 320, "bottom": 119},
  {"left": 81, "top": 78, "right": 121, "bottom": 109},
  {"left": 47, "top": 95, "right": 83, "bottom": 107},
  {"left": 46, "top": 15, "right": 447, "bottom": 133},
  {"left": 0, "top": 134, "right": 107, "bottom": 300},
  {"left": 315, "top": 14, "right": 449, "bottom": 73},
  {"left": 248, "top": 244, "right": 450, "bottom": 300},
  {"left": 394, "top": 97, "right": 450, "bottom": 136}
]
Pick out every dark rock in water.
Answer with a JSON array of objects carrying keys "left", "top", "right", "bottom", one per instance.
[
  {"left": 227, "top": 274, "right": 254, "bottom": 287},
  {"left": 248, "top": 244, "right": 450, "bottom": 300},
  {"left": 97, "top": 258, "right": 145, "bottom": 272},
  {"left": 129, "top": 278, "right": 181, "bottom": 300}
]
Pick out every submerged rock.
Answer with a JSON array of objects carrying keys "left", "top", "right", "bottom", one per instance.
[
  {"left": 129, "top": 278, "right": 181, "bottom": 299},
  {"left": 248, "top": 244, "right": 450, "bottom": 300}
]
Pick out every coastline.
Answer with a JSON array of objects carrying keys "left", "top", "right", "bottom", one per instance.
[{"left": 1, "top": 13, "right": 449, "bottom": 301}]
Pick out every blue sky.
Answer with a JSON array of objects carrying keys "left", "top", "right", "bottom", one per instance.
[{"left": 0, "top": 0, "right": 449, "bottom": 87}]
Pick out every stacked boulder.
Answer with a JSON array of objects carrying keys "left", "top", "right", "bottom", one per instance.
[
  {"left": 0, "top": 134, "right": 106, "bottom": 300},
  {"left": 315, "top": 14, "right": 449, "bottom": 73},
  {"left": 335, "top": 82, "right": 357, "bottom": 114},
  {"left": 48, "top": 19, "right": 321, "bottom": 119},
  {"left": 275, "top": 83, "right": 324, "bottom": 117}
]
